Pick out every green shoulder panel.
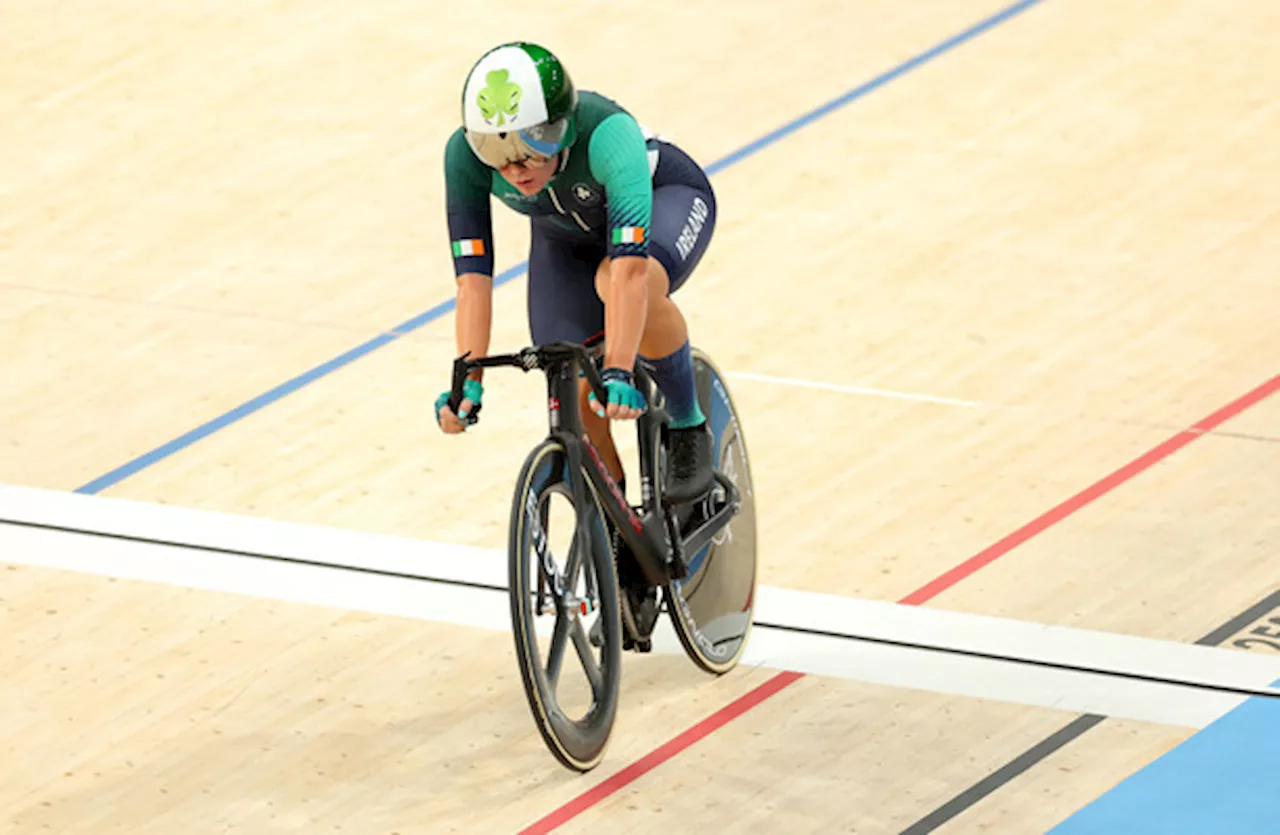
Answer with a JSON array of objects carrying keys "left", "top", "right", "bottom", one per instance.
[{"left": 587, "top": 112, "right": 653, "bottom": 255}]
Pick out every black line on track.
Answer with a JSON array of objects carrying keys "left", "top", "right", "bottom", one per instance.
[
  {"left": 750, "top": 619, "right": 1280, "bottom": 700},
  {"left": 1195, "top": 590, "right": 1280, "bottom": 648},
  {"left": 6, "top": 517, "right": 1277, "bottom": 700},
  {"left": 897, "top": 588, "right": 1280, "bottom": 833},
  {"left": 0, "top": 517, "right": 507, "bottom": 594},
  {"left": 900, "top": 714, "right": 1106, "bottom": 835}
]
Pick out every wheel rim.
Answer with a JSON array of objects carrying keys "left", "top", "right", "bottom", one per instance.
[
  {"left": 510, "top": 443, "right": 621, "bottom": 770},
  {"left": 665, "top": 351, "right": 758, "bottom": 673}
]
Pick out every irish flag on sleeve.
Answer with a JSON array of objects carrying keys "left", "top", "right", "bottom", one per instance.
[
  {"left": 612, "top": 226, "right": 645, "bottom": 245},
  {"left": 452, "top": 239, "right": 485, "bottom": 257}
]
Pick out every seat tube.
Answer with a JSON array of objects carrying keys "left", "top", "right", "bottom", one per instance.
[
  {"left": 635, "top": 414, "right": 658, "bottom": 509},
  {"left": 632, "top": 366, "right": 660, "bottom": 510}
]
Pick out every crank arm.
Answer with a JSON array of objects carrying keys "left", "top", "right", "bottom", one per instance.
[{"left": 677, "top": 473, "right": 741, "bottom": 561}]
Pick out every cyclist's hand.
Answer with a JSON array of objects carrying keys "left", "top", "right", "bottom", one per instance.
[
  {"left": 590, "top": 368, "right": 647, "bottom": 421},
  {"left": 435, "top": 379, "right": 483, "bottom": 434}
]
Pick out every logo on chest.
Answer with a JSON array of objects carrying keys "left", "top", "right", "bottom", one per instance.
[{"left": 571, "top": 182, "right": 600, "bottom": 207}]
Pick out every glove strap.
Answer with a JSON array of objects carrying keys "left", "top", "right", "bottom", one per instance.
[{"left": 601, "top": 367, "right": 635, "bottom": 387}]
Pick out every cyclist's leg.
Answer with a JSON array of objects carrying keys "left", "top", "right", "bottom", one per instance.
[
  {"left": 641, "top": 180, "right": 716, "bottom": 415},
  {"left": 593, "top": 186, "right": 716, "bottom": 412},
  {"left": 526, "top": 228, "right": 625, "bottom": 486},
  {"left": 597, "top": 146, "right": 718, "bottom": 501}
]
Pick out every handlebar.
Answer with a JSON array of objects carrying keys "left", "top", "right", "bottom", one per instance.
[{"left": 447, "top": 342, "right": 611, "bottom": 414}]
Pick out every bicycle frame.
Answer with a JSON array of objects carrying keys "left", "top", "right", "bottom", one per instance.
[
  {"left": 491, "top": 342, "right": 757, "bottom": 770},
  {"left": 448, "top": 341, "right": 740, "bottom": 588}
]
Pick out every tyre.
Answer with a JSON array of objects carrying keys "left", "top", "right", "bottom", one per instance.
[{"left": 508, "top": 438, "right": 623, "bottom": 771}]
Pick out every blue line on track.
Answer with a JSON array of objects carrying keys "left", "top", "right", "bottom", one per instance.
[{"left": 76, "top": 0, "right": 1046, "bottom": 494}]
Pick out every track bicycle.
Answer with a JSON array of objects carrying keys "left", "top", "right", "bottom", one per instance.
[{"left": 446, "top": 338, "right": 757, "bottom": 771}]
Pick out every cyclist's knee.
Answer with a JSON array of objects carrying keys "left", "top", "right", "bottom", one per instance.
[
  {"left": 595, "top": 256, "right": 671, "bottom": 305},
  {"left": 594, "top": 258, "right": 610, "bottom": 303}
]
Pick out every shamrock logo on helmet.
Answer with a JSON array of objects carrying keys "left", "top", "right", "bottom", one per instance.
[{"left": 476, "top": 69, "right": 522, "bottom": 127}]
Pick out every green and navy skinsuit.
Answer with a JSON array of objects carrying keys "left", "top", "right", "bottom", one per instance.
[{"left": 444, "top": 91, "right": 716, "bottom": 344}]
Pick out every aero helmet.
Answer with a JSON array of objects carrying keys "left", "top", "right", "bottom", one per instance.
[{"left": 462, "top": 42, "right": 578, "bottom": 169}]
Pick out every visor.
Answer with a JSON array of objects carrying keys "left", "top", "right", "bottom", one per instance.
[{"left": 465, "top": 118, "right": 570, "bottom": 168}]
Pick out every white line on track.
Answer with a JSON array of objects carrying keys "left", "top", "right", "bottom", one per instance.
[
  {"left": 725, "top": 371, "right": 992, "bottom": 408},
  {"left": 723, "top": 371, "right": 1280, "bottom": 443},
  {"left": 3, "top": 484, "right": 1278, "bottom": 729}
]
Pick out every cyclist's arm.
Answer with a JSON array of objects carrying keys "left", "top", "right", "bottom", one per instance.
[
  {"left": 589, "top": 113, "right": 654, "bottom": 373},
  {"left": 454, "top": 273, "right": 492, "bottom": 379},
  {"left": 444, "top": 129, "right": 497, "bottom": 379}
]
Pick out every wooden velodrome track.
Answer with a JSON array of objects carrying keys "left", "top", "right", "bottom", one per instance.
[{"left": 3, "top": 0, "right": 1279, "bottom": 832}]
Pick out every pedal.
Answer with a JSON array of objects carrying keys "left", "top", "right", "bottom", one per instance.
[{"left": 623, "top": 634, "right": 652, "bottom": 653}]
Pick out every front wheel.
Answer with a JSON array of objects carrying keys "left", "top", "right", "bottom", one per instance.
[
  {"left": 664, "top": 348, "right": 758, "bottom": 675},
  {"left": 508, "top": 437, "right": 623, "bottom": 772}
]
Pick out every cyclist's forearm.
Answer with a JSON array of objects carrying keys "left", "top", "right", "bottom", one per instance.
[
  {"left": 455, "top": 272, "right": 493, "bottom": 379},
  {"left": 604, "top": 257, "right": 648, "bottom": 371}
]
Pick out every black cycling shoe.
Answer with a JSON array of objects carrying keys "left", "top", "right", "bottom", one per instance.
[{"left": 665, "top": 422, "right": 715, "bottom": 504}]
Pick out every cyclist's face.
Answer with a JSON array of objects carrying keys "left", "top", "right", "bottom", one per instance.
[{"left": 498, "top": 153, "right": 558, "bottom": 195}]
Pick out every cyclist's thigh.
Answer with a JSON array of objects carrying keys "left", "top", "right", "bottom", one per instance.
[
  {"left": 647, "top": 143, "right": 717, "bottom": 294},
  {"left": 527, "top": 226, "right": 609, "bottom": 345}
]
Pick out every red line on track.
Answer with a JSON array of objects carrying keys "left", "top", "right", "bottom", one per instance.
[
  {"left": 901, "top": 374, "right": 1280, "bottom": 605},
  {"left": 519, "top": 373, "right": 1280, "bottom": 834},
  {"left": 519, "top": 671, "right": 803, "bottom": 835}
]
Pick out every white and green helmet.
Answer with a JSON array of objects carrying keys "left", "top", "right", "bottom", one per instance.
[{"left": 462, "top": 42, "right": 578, "bottom": 169}]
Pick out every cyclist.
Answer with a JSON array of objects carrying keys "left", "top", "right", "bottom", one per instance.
[{"left": 435, "top": 42, "right": 717, "bottom": 504}]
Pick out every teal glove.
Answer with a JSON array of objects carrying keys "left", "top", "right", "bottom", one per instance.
[
  {"left": 588, "top": 368, "right": 647, "bottom": 418},
  {"left": 435, "top": 378, "right": 483, "bottom": 429}
]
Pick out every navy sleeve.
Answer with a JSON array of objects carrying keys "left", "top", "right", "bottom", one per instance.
[{"left": 444, "top": 128, "right": 496, "bottom": 276}]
